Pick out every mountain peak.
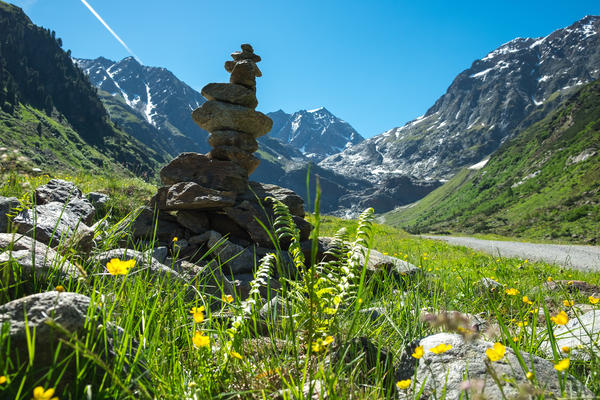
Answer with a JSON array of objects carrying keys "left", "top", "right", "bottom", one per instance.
[{"left": 307, "top": 106, "right": 327, "bottom": 113}]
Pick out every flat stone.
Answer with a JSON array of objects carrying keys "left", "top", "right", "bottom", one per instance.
[
  {"left": 176, "top": 210, "right": 210, "bottom": 234},
  {"left": 206, "top": 234, "right": 256, "bottom": 275},
  {"left": 118, "top": 206, "right": 184, "bottom": 242},
  {"left": 240, "top": 181, "right": 306, "bottom": 217},
  {"left": 202, "top": 83, "right": 258, "bottom": 108},
  {"left": 231, "top": 50, "right": 261, "bottom": 63},
  {"left": 0, "top": 233, "right": 83, "bottom": 291},
  {"left": 230, "top": 60, "right": 261, "bottom": 88},
  {"left": 0, "top": 196, "right": 19, "bottom": 232},
  {"left": 160, "top": 153, "right": 248, "bottom": 193},
  {"left": 165, "top": 182, "right": 236, "bottom": 210},
  {"left": 207, "top": 212, "right": 252, "bottom": 241},
  {"left": 192, "top": 101, "right": 272, "bottom": 138},
  {"left": 395, "top": 332, "right": 592, "bottom": 399},
  {"left": 210, "top": 146, "right": 260, "bottom": 174},
  {"left": 209, "top": 130, "right": 258, "bottom": 153},
  {"left": 224, "top": 201, "right": 275, "bottom": 247},
  {"left": 13, "top": 202, "right": 94, "bottom": 251}
]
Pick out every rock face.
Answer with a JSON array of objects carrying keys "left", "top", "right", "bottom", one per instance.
[
  {"left": 0, "top": 196, "right": 19, "bottom": 232},
  {"left": 140, "top": 44, "right": 311, "bottom": 275},
  {"left": 397, "top": 332, "right": 592, "bottom": 399}
]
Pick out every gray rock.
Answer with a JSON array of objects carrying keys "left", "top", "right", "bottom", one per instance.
[
  {"left": 210, "top": 146, "right": 260, "bottom": 174},
  {"left": 397, "top": 332, "right": 591, "bottom": 399},
  {"left": 232, "top": 272, "right": 281, "bottom": 300},
  {"left": 65, "top": 196, "right": 95, "bottom": 225},
  {"left": 201, "top": 83, "right": 258, "bottom": 108},
  {"left": 209, "top": 130, "right": 258, "bottom": 153},
  {"left": 207, "top": 234, "right": 256, "bottom": 275},
  {"left": 35, "top": 179, "right": 82, "bottom": 204},
  {"left": 122, "top": 206, "right": 184, "bottom": 242},
  {"left": 223, "top": 201, "right": 274, "bottom": 247},
  {"left": 0, "top": 196, "right": 19, "bottom": 232},
  {"left": 475, "top": 277, "right": 504, "bottom": 296},
  {"left": 189, "top": 230, "right": 222, "bottom": 246},
  {"left": 540, "top": 310, "right": 600, "bottom": 360},
  {"left": 229, "top": 60, "right": 261, "bottom": 89},
  {"left": 0, "top": 292, "right": 106, "bottom": 384},
  {"left": 0, "top": 233, "right": 83, "bottom": 287},
  {"left": 152, "top": 246, "right": 168, "bottom": 264},
  {"left": 175, "top": 259, "right": 235, "bottom": 303},
  {"left": 192, "top": 101, "right": 273, "bottom": 139},
  {"left": 13, "top": 202, "right": 94, "bottom": 251},
  {"left": 87, "top": 192, "right": 110, "bottom": 214},
  {"left": 159, "top": 153, "right": 248, "bottom": 194},
  {"left": 165, "top": 182, "right": 236, "bottom": 210},
  {"left": 176, "top": 210, "right": 210, "bottom": 234},
  {"left": 241, "top": 181, "right": 306, "bottom": 217}
]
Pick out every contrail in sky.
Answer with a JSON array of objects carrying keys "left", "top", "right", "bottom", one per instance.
[{"left": 79, "top": 0, "right": 143, "bottom": 64}]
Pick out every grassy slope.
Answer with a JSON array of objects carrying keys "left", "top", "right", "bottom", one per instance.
[{"left": 385, "top": 80, "right": 600, "bottom": 243}]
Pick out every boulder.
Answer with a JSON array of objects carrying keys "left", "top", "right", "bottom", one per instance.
[
  {"left": 65, "top": 196, "right": 95, "bottom": 225},
  {"left": 159, "top": 153, "right": 248, "bottom": 194},
  {"left": 192, "top": 101, "right": 272, "bottom": 138},
  {"left": 165, "top": 182, "right": 236, "bottom": 210},
  {"left": 396, "top": 332, "right": 592, "bottom": 399},
  {"left": 201, "top": 83, "right": 258, "bottom": 108},
  {"left": 229, "top": 60, "right": 261, "bottom": 89},
  {"left": 0, "top": 233, "right": 83, "bottom": 293},
  {"left": 208, "top": 130, "right": 258, "bottom": 153},
  {"left": 0, "top": 292, "right": 110, "bottom": 385},
  {"left": 13, "top": 202, "right": 94, "bottom": 251},
  {"left": 0, "top": 196, "right": 19, "bottom": 232},
  {"left": 540, "top": 310, "right": 600, "bottom": 360},
  {"left": 35, "top": 179, "right": 82, "bottom": 204}
]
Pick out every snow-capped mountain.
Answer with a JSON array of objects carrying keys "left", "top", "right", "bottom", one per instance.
[
  {"left": 267, "top": 107, "right": 364, "bottom": 161},
  {"left": 75, "top": 56, "right": 211, "bottom": 155},
  {"left": 320, "top": 15, "right": 600, "bottom": 182}
]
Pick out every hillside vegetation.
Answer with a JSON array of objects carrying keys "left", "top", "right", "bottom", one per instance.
[
  {"left": 385, "top": 80, "right": 600, "bottom": 243},
  {"left": 0, "top": 1, "right": 165, "bottom": 177}
]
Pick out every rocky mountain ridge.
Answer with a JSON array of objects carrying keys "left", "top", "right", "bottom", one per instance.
[
  {"left": 267, "top": 107, "right": 363, "bottom": 161},
  {"left": 320, "top": 15, "right": 600, "bottom": 183}
]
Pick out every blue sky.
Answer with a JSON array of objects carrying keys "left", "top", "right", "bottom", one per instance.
[{"left": 9, "top": 0, "right": 600, "bottom": 138}]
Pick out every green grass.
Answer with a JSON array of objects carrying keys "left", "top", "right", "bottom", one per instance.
[
  {"left": 385, "top": 80, "right": 600, "bottom": 244},
  {"left": 1, "top": 175, "right": 600, "bottom": 399}
]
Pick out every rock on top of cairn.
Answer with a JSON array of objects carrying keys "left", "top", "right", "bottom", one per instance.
[{"left": 192, "top": 43, "right": 272, "bottom": 176}]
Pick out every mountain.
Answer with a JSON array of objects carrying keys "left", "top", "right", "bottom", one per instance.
[
  {"left": 267, "top": 107, "right": 364, "bottom": 161},
  {"left": 74, "top": 56, "right": 211, "bottom": 155},
  {"left": 320, "top": 15, "right": 600, "bottom": 184},
  {"left": 0, "top": 1, "right": 164, "bottom": 176},
  {"left": 384, "top": 79, "right": 600, "bottom": 243}
]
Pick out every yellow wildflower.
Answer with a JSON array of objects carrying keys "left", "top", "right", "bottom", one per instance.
[
  {"left": 106, "top": 258, "right": 135, "bottom": 275},
  {"left": 547, "top": 277, "right": 553, "bottom": 282},
  {"left": 554, "top": 358, "right": 570, "bottom": 371},
  {"left": 55, "top": 285, "right": 65, "bottom": 292},
  {"left": 485, "top": 342, "right": 506, "bottom": 362},
  {"left": 512, "top": 336, "right": 519, "bottom": 342},
  {"left": 522, "top": 296, "right": 533, "bottom": 305},
  {"left": 172, "top": 236, "right": 178, "bottom": 242},
  {"left": 515, "top": 320, "right": 529, "bottom": 327},
  {"left": 550, "top": 311, "right": 569, "bottom": 325},
  {"left": 412, "top": 345, "right": 424, "bottom": 359},
  {"left": 229, "top": 351, "right": 243, "bottom": 360},
  {"left": 0, "top": 376, "right": 6, "bottom": 384},
  {"left": 396, "top": 379, "right": 411, "bottom": 389},
  {"left": 192, "top": 331, "right": 210, "bottom": 348},
  {"left": 505, "top": 288, "right": 520, "bottom": 296},
  {"left": 589, "top": 296, "right": 599, "bottom": 305},
  {"left": 33, "top": 386, "right": 58, "bottom": 400},
  {"left": 222, "top": 294, "right": 234, "bottom": 303},
  {"left": 429, "top": 343, "right": 452, "bottom": 354},
  {"left": 562, "top": 300, "right": 574, "bottom": 307},
  {"left": 526, "top": 371, "right": 534, "bottom": 380},
  {"left": 561, "top": 346, "right": 571, "bottom": 353},
  {"left": 190, "top": 306, "right": 205, "bottom": 323}
]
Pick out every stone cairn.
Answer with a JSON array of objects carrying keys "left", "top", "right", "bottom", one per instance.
[{"left": 143, "top": 44, "right": 311, "bottom": 275}]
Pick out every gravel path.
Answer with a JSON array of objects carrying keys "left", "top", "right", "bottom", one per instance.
[{"left": 423, "top": 235, "right": 600, "bottom": 272}]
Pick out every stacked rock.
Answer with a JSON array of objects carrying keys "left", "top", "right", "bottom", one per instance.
[
  {"left": 144, "top": 44, "right": 311, "bottom": 275},
  {"left": 193, "top": 43, "right": 272, "bottom": 175}
]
